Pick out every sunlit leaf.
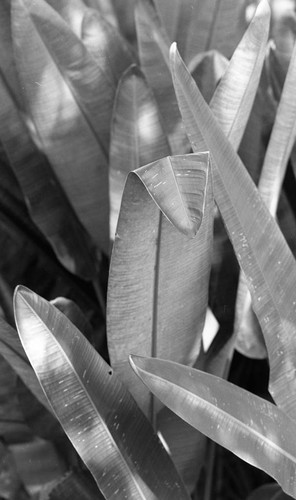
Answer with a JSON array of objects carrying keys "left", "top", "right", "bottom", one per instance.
[
  {"left": 154, "top": 0, "right": 247, "bottom": 64},
  {"left": 12, "top": 0, "right": 109, "bottom": 254},
  {"left": 81, "top": 8, "right": 133, "bottom": 89},
  {"left": 45, "top": 0, "right": 87, "bottom": 37},
  {"left": 135, "top": 0, "right": 189, "bottom": 155},
  {"left": 107, "top": 152, "right": 213, "bottom": 419},
  {"left": 0, "top": 75, "right": 99, "bottom": 279},
  {"left": 170, "top": 44, "right": 296, "bottom": 421},
  {"left": 235, "top": 38, "right": 296, "bottom": 359},
  {"left": 82, "top": 0, "right": 118, "bottom": 28},
  {"left": 130, "top": 355, "right": 296, "bottom": 498},
  {"left": 109, "top": 64, "right": 170, "bottom": 239},
  {"left": 14, "top": 286, "right": 190, "bottom": 500}
]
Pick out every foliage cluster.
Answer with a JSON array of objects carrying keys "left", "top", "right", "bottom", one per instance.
[{"left": 1, "top": 0, "right": 296, "bottom": 499}]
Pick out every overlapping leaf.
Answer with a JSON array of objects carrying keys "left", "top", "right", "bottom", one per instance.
[
  {"left": 0, "top": 75, "right": 99, "bottom": 279},
  {"left": 12, "top": 0, "right": 109, "bottom": 254},
  {"left": 14, "top": 286, "right": 190, "bottom": 500},
  {"left": 170, "top": 44, "right": 296, "bottom": 421},
  {"left": 135, "top": 0, "right": 189, "bottom": 155},
  {"left": 235, "top": 38, "right": 296, "bottom": 359},
  {"left": 130, "top": 355, "right": 296, "bottom": 498},
  {"left": 107, "top": 152, "right": 213, "bottom": 419},
  {"left": 154, "top": 0, "right": 246, "bottom": 64},
  {"left": 109, "top": 64, "right": 170, "bottom": 238},
  {"left": 45, "top": 0, "right": 87, "bottom": 37}
]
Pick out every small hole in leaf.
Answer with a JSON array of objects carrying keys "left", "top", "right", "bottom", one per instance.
[{"left": 108, "top": 370, "right": 113, "bottom": 376}]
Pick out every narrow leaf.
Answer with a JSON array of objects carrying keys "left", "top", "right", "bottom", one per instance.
[
  {"left": 170, "top": 44, "right": 296, "bottom": 421},
  {"left": 130, "top": 355, "right": 296, "bottom": 498},
  {"left": 14, "top": 286, "right": 190, "bottom": 500},
  {"left": 0, "top": 75, "right": 99, "bottom": 279},
  {"left": 107, "top": 152, "right": 213, "bottom": 419},
  {"left": 135, "top": 1, "right": 189, "bottom": 155},
  {"left": 235, "top": 38, "right": 296, "bottom": 359},
  {"left": 12, "top": 0, "right": 109, "bottom": 254},
  {"left": 109, "top": 64, "right": 170, "bottom": 238}
]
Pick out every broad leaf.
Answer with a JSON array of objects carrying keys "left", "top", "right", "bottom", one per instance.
[
  {"left": 14, "top": 286, "right": 190, "bottom": 500},
  {"left": 109, "top": 64, "right": 170, "bottom": 239},
  {"left": 154, "top": 0, "right": 247, "bottom": 64},
  {"left": 235, "top": 38, "right": 296, "bottom": 359},
  {"left": 135, "top": 0, "right": 189, "bottom": 155},
  {"left": 130, "top": 355, "right": 296, "bottom": 498},
  {"left": 12, "top": 0, "right": 109, "bottom": 254},
  {"left": 0, "top": 75, "right": 99, "bottom": 279},
  {"left": 247, "top": 483, "right": 293, "bottom": 499},
  {"left": 170, "top": 44, "right": 296, "bottom": 420},
  {"left": 107, "top": 152, "right": 213, "bottom": 419}
]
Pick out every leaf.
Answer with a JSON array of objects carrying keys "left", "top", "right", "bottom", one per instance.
[
  {"left": 135, "top": 0, "right": 189, "bottom": 155},
  {"left": 189, "top": 50, "right": 229, "bottom": 104},
  {"left": 107, "top": 152, "right": 213, "bottom": 419},
  {"left": 170, "top": 44, "right": 296, "bottom": 421},
  {"left": 247, "top": 483, "right": 293, "bottom": 500},
  {"left": 210, "top": 0, "right": 271, "bottom": 150},
  {"left": 154, "top": 0, "right": 247, "bottom": 64},
  {"left": 109, "top": 64, "right": 170, "bottom": 239},
  {"left": 130, "top": 355, "right": 296, "bottom": 498},
  {"left": 235, "top": 38, "right": 296, "bottom": 359},
  {"left": 0, "top": 75, "right": 99, "bottom": 279},
  {"left": 82, "top": 0, "right": 118, "bottom": 29},
  {"left": 45, "top": 0, "right": 87, "bottom": 37},
  {"left": 0, "top": 316, "right": 52, "bottom": 413},
  {"left": 81, "top": 8, "right": 134, "bottom": 89},
  {"left": 12, "top": 0, "right": 110, "bottom": 254},
  {"left": 14, "top": 286, "right": 190, "bottom": 500},
  {"left": 44, "top": 469, "right": 104, "bottom": 500}
]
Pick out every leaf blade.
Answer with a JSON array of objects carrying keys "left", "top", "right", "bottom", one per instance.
[
  {"left": 130, "top": 355, "right": 296, "bottom": 498},
  {"left": 14, "top": 286, "right": 190, "bottom": 500}
]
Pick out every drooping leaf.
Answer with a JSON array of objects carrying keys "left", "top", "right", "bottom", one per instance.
[
  {"left": 154, "top": 0, "right": 247, "bottom": 64},
  {"left": 235, "top": 38, "right": 296, "bottom": 359},
  {"left": 0, "top": 75, "right": 99, "bottom": 280},
  {"left": 107, "top": 152, "right": 213, "bottom": 419},
  {"left": 130, "top": 355, "right": 296, "bottom": 498},
  {"left": 12, "top": 0, "right": 110, "bottom": 254},
  {"left": 109, "top": 64, "right": 170, "bottom": 238},
  {"left": 14, "top": 286, "right": 190, "bottom": 500},
  {"left": 170, "top": 44, "right": 296, "bottom": 421},
  {"left": 81, "top": 8, "right": 134, "bottom": 90},
  {"left": 135, "top": 0, "right": 189, "bottom": 155}
]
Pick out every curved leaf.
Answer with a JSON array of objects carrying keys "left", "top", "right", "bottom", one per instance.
[
  {"left": 14, "top": 286, "right": 190, "bottom": 500},
  {"left": 170, "top": 44, "right": 296, "bottom": 421},
  {"left": 247, "top": 483, "right": 293, "bottom": 500},
  {"left": 130, "top": 355, "right": 296, "bottom": 498},
  {"left": 210, "top": 0, "right": 271, "bottom": 150},
  {"left": 135, "top": 1, "right": 189, "bottom": 155},
  {"left": 235, "top": 37, "right": 296, "bottom": 359},
  {"left": 0, "top": 75, "right": 99, "bottom": 279},
  {"left": 12, "top": 0, "right": 109, "bottom": 254},
  {"left": 109, "top": 64, "right": 170, "bottom": 238},
  {"left": 107, "top": 152, "right": 213, "bottom": 419},
  {"left": 154, "top": 0, "right": 247, "bottom": 63}
]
